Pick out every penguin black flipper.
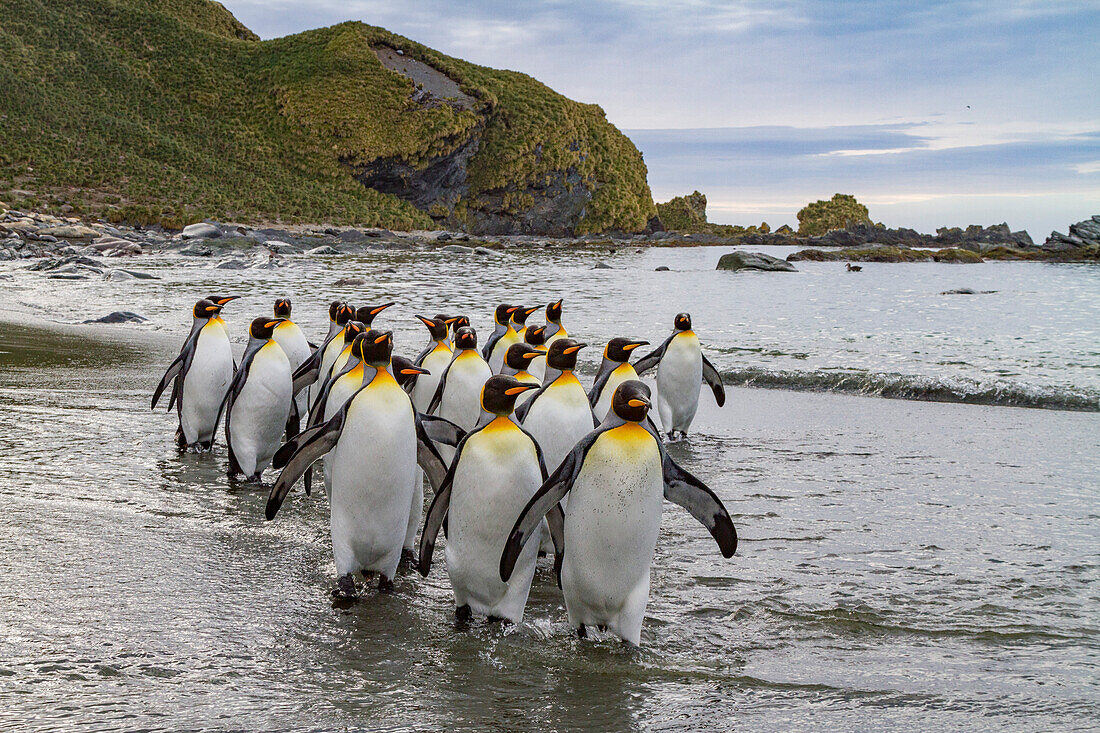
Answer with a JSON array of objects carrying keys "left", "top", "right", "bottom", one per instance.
[
  {"left": 413, "top": 342, "right": 434, "bottom": 367},
  {"left": 425, "top": 358, "right": 456, "bottom": 415},
  {"left": 415, "top": 413, "right": 452, "bottom": 495},
  {"left": 481, "top": 331, "right": 502, "bottom": 361},
  {"left": 266, "top": 404, "right": 349, "bottom": 519},
  {"left": 306, "top": 360, "right": 364, "bottom": 429},
  {"left": 418, "top": 429, "right": 472, "bottom": 576},
  {"left": 513, "top": 379, "right": 553, "bottom": 423},
  {"left": 273, "top": 422, "right": 327, "bottom": 469},
  {"left": 701, "top": 354, "right": 726, "bottom": 407},
  {"left": 307, "top": 340, "right": 319, "bottom": 351},
  {"left": 499, "top": 425, "right": 610, "bottom": 581},
  {"left": 587, "top": 362, "right": 616, "bottom": 408},
  {"left": 418, "top": 414, "right": 466, "bottom": 448},
  {"left": 632, "top": 335, "right": 673, "bottom": 376},
  {"left": 660, "top": 450, "right": 737, "bottom": 558},
  {"left": 285, "top": 396, "right": 301, "bottom": 440},
  {"left": 152, "top": 326, "right": 202, "bottom": 410}
]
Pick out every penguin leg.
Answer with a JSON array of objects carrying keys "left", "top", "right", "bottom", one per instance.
[
  {"left": 576, "top": 625, "right": 588, "bottom": 639},
  {"left": 361, "top": 569, "right": 377, "bottom": 583},
  {"left": 378, "top": 575, "right": 394, "bottom": 593},
  {"left": 175, "top": 425, "right": 187, "bottom": 451},
  {"left": 400, "top": 549, "right": 417, "bottom": 565},
  {"left": 333, "top": 574, "right": 358, "bottom": 599},
  {"left": 455, "top": 604, "right": 472, "bottom": 622}
]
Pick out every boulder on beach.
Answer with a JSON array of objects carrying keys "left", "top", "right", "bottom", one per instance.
[
  {"left": 307, "top": 245, "right": 340, "bottom": 256},
  {"left": 717, "top": 250, "right": 798, "bottom": 272},
  {"left": 40, "top": 224, "right": 99, "bottom": 240},
  {"left": 181, "top": 222, "right": 222, "bottom": 240}
]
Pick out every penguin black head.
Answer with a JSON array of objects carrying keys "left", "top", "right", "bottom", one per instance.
[
  {"left": 249, "top": 316, "right": 285, "bottom": 341},
  {"left": 329, "top": 300, "right": 346, "bottom": 322},
  {"left": 674, "top": 313, "right": 692, "bottom": 331},
  {"left": 482, "top": 374, "right": 539, "bottom": 416},
  {"left": 334, "top": 303, "right": 355, "bottom": 326},
  {"left": 524, "top": 325, "right": 546, "bottom": 347},
  {"left": 505, "top": 343, "right": 542, "bottom": 372},
  {"left": 192, "top": 298, "right": 222, "bottom": 319},
  {"left": 360, "top": 329, "right": 394, "bottom": 367},
  {"left": 356, "top": 302, "right": 395, "bottom": 327},
  {"left": 416, "top": 314, "right": 449, "bottom": 342},
  {"left": 605, "top": 337, "right": 649, "bottom": 363},
  {"left": 612, "top": 380, "right": 652, "bottom": 423},
  {"left": 343, "top": 320, "right": 366, "bottom": 343},
  {"left": 547, "top": 338, "right": 586, "bottom": 371},
  {"left": 349, "top": 332, "right": 370, "bottom": 362},
  {"left": 494, "top": 304, "right": 518, "bottom": 325},
  {"left": 273, "top": 298, "right": 292, "bottom": 318},
  {"left": 450, "top": 315, "right": 471, "bottom": 332},
  {"left": 205, "top": 295, "right": 240, "bottom": 307},
  {"left": 453, "top": 326, "right": 477, "bottom": 350},
  {"left": 510, "top": 305, "right": 539, "bottom": 327},
  {"left": 391, "top": 355, "right": 430, "bottom": 389},
  {"left": 546, "top": 299, "right": 563, "bottom": 323}
]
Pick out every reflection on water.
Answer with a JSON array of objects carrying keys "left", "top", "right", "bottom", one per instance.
[{"left": 0, "top": 249, "right": 1098, "bottom": 730}]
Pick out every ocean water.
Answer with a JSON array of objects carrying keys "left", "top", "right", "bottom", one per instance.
[{"left": 0, "top": 245, "right": 1097, "bottom": 730}]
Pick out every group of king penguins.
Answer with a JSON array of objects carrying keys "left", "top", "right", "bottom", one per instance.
[{"left": 152, "top": 295, "right": 736, "bottom": 645}]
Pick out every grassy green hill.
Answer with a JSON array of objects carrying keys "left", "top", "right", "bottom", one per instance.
[{"left": 0, "top": 0, "right": 655, "bottom": 233}]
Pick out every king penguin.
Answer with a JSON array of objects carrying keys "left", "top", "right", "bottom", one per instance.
[
  {"left": 632, "top": 313, "right": 725, "bottom": 440},
  {"left": 305, "top": 302, "right": 355, "bottom": 410},
  {"left": 544, "top": 299, "right": 567, "bottom": 346},
  {"left": 588, "top": 337, "right": 650, "bottom": 420},
  {"left": 428, "top": 326, "right": 493, "bottom": 434},
  {"left": 355, "top": 302, "right": 395, "bottom": 330},
  {"left": 266, "top": 330, "right": 454, "bottom": 598},
  {"left": 419, "top": 375, "right": 546, "bottom": 624},
  {"left": 410, "top": 315, "right": 453, "bottom": 413},
  {"left": 500, "top": 380, "right": 738, "bottom": 645},
  {"left": 482, "top": 304, "right": 520, "bottom": 373},
  {"left": 222, "top": 317, "right": 294, "bottom": 481},
  {"left": 523, "top": 325, "right": 548, "bottom": 383},
  {"left": 500, "top": 343, "right": 542, "bottom": 408},
  {"left": 270, "top": 298, "right": 311, "bottom": 424},
  {"left": 516, "top": 338, "right": 596, "bottom": 474},
  {"left": 152, "top": 298, "right": 235, "bottom": 451},
  {"left": 508, "top": 304, "right": 540, "bottom": 343}
]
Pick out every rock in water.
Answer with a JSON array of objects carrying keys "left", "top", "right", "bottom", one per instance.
[
  {"left": 181, "top": 223, "right": 221, "bottom": 239},
  {"left": 83, "top": 311, "right": 148, "bottom": 324},
  {"left": 717, "top": 251, "right": 798, "bottom": 272}
]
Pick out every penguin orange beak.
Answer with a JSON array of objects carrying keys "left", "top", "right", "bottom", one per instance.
[
  {"left": 624, "top": 340, "right": 649, "bottom": 351},
  {"left": 264, "top": 319, "right": 283, "bottom": 329},
  {"left": 563, "top": 343, "right": 586, "bottom": 355},
  {"left": 214, "top": 296, "right": 239, "bottom": 305},
  {"left": 415, "top": 314, "right": 435, "bottom": 327},
  {"left": 374, "top": 333, "right": 390, "bottom": 344},
  {"left": 521, "top": 351, "right": 540, "bottom": 360},
  {"left": 400, "top": 365, "right": 430, "bottom": 376},
  {"left": 628, "top": 397, "right": 650, "bottom": 409},
  {"left": 523, "top": 306, "right": 538, "bottom": 317},
  {"left": 371, "top": 302, "right": 395, "bottom": 315},
  {"left": 505, "top": 384, "right": 539, "bottom": 396}
]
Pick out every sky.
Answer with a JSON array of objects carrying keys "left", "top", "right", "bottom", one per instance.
[{"left": 222, "top": 0, "right": 1100, "bottom": 237}]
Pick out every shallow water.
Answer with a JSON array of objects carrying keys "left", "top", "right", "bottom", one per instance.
[{"left": 1, "top": 247, "right": 1098, "bottom": 730}]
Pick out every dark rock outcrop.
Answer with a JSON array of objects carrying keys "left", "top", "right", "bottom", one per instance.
[
  {"left": 717, "top": 251, "right": 798, "bottom": 272},
  {"left": 741, "top": 222, "right": 1033, "bottom": 250},
  {"left": 1045, "top": 215, "right": 1100, "bottom": 251}
]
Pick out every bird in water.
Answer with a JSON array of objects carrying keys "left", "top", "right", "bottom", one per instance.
[
  {"left": 633, "top": 313, "right": 725, "bottom": 441},
  {"left": 500, "top": 380, "right": 737, "bottom": 645},
  {"left": 152, "top": 298, "right": 236, "bottom": 451}
]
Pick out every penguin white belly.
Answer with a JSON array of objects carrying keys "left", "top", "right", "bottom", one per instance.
[
  {"left": 656, "top": 333, "right": 702, "bottom": 434},
  {"left": 322, "top": 367, "right": 365, "bottom": 499},
  {"left": 310, "top": 338, "right": 343, "bottom": 410},
  {"left": 328, "top": 382, "right": 417, "bottom": 580},
  {"left": 488, "top": 332, "right": 519, "bottom": 373},
  {"left": 528, "top": 353, "right": 546, "bottom": 383},
  {"left": 404, "top": 475, "right": 424, "bottom": 551},
  {"left": 561, "top": 424, "right": 664, "bottom": 645},
  {"left": 438, "top": 355, "right": 492, "bottom": 432},
  {"left": 445, "top": 423, "right": 543, "bottom": 622},
  {"left": 523, "top": 377, "right": 594, "bottom": 471},
  {"left": 411, "top": 346, "right": 451, "bottom": 413},
  {"left": 594, "top": 364, "right": 639, "bottom": 422},
  {"left": 229, "top": 343, "right": 291, "bottom": 477},
  {"left": 180, "top": 326, "right": 233, "bottom": 445},
  {"left": 273, "top": 323, "right": 311, "bottom": 418}
]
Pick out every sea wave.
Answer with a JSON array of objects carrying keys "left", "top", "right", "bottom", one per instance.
[{"left": 722, "top": 367, "right": 1100, "bottom": 412}]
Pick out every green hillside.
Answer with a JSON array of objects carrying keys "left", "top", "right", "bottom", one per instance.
[{"left": 0, "top": 0, "right": 655, "bottom": 233}]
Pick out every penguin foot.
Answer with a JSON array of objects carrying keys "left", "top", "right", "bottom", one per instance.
[
  {"left": 174, "top": 427, "right": 186, "bottom": 451},
  {"left": 400, "top": 548, "right": 417, "bottom": 566},
  {"left": 486, "top": 615, "right": 511, "bottom": 626},
  {"left": 333, "top": 574, "right": 358, "bottom": 600},
  {"left": 597, "top": 625, "right": 608, "bottom": 632},
  {"left": 377, "top": 575, "right": 394, "bottom": 593},
  {"left": 455, "top": 605, "right": 472, "bottom": 622},
  {"left": 576, "top": 625, "right": 588, "bottom": 639},
  {"left": 361, "top": 569, "right": 377, "bottom": 582}
]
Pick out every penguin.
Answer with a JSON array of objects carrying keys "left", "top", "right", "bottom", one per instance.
[
  {"left": 266, "top": 330, "right": 457, "bottom": 598},
  {"left": 544, "top": 299, "right": 567, "bottom": 346},
  {"left": 508, "top": 304, "right": 540, "bottom": 343},
  {"left": 437, "top": 313, "right": 468, "bottom": 350},
  {"left": 500, "top": 380, "right": 737, "bottom": 645},
  {"left": 321, "top": 300, "right": 347, "bottom": 346},
  {"left": 418, "top": 375, "right": 547, "bottom": 623},
  {"left": 633, "top": 313, "right": 725, "bottom": 440},
  {"left": 390, "top": 354, "right": 434, "bottom": 559},
  {"left": 427, "top": 327, "right": 493, "bottom": 434},
  {"left": 301, "top": 302, "right": 355, "bottom": 410},
  {"left": 270, "top": 298, "right": 311, "bottom": 423},
  {"left": 515, "top": 338, "right": 597, "bottom": 473},
  {"left": 152, "top": 299, "right": 234, "bottom": 451},
  {"left": 221, "top": 317, "right": 294, "bottom": 481},
  {"left": 482, "top": 304, "right": 520, "bottom": 373},
  {"left": 323, "top": 320, "right": 367, "bottom": 385},
  {"left": 410, "top": 315, "right": 453, "bottom": 413},
  {"left": 588, "top": 337, "right": 650, "bottom": 421},
  {"left": 355, "top": 302, "right": 395, "bottom": 330},
  {"left": 523, "top": 325, "right": 548, "bottom": 383},
  {"left": 500, "top": 343, "right": 542, "bottom": 408}
]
